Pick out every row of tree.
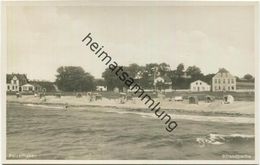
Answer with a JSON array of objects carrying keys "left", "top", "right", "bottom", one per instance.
[{"left": 54, "top": 64, "right": 255, "bottom": 92}]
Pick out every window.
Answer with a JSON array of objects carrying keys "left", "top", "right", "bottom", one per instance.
[
  {"left": 231, "top": 79, "right": 234, "bottom": 84},
  {"left": 223, "top": 79, "right": 225, "bottom": 83},
  {"left": 219, "top": 86, "right": 221, "bottom": 90},
  {"left": 218, "top": 79, "right": 220, "bottom": 83},
  {"left": 7, "top": 86, "right": 10, "bottom": 90},
  {"left": 228, "top": 86, "right": 230, "bottom": 90},
  {"left": 228, "top": 79, "right": 230, "bottom": 84},
  {"left": 13, "top": 80, "right": 16, "bottom": 84},
  {"left": 215, "top": 79, "right": 217, "bottom": 83},
  {"left": 200, "top": 82, "right": 202, "bottom": 85},
  {"left": 215, "top": 86, "right": 218, "bottom": 90},
  {"left": 12, "top": 86, "right": 14, "bottom": 90},
  {"left": 196, "top": 82, "right": 198, "bottom": 85},
  {"left": 231, "top": 86, "right": 234, "bottom": 90}
]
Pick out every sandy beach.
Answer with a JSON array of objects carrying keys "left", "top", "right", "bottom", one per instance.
[{"left": 7, "top": 95, "right": 255, "bottom": 115}]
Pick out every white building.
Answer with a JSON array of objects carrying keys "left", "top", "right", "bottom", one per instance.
[
  {"left": 22, "top": 83, "right": 42, "bottom": 92},
  {"left": 96, "top": 85, "right": 107, "bottom": 92},
  {"left": 154, "top": 76, "right": 172, "bottom": 90},
  {"left": 6, "top": 74, "right": 29, "bottom": 92},
  {"left": 190, "top": 80, "right": 210, "bottom": 92},
  {"left": 7, "top": 73, "right": 41, "bottom": 93},
  {"left": 212, "top": 68, "right": 236, "bottom": 92}
]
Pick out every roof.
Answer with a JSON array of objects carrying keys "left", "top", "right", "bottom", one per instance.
[
  {"left": 30, "top": 83, "right": 42, "bottom": 88},
  {"left": 155, "top": 75, "right": 171, "bottom": 83},
  {"left": 213, "top": 68, "right": 235, "bottom": 78},
  {"left": 6, "top": 73, "right": 29, "bottom": 85},
  {"left": 217, "top": 68, "right": 229, "bottom": 73},
  {"left": 22, "top": 83, "right": 34, "bottom": 87},
  {"left": 191, "top": 80, "right": 209, "bottom": 86}
]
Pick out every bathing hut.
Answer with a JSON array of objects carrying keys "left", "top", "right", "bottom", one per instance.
[
  {"left": 39, "top": 92, "right": 45, "bottom": 99},
  {"left": 189, "top": 96, "right": 199, "bottom": 104},
  {"left": 126, "top": 94, "right": 133, "bottom": 101},
  {"left": 205, "top": 95, "right": 215, "bottom": 103},
  {"left": 113, "top": 87, "right": 120, "bottom": 93},
  {"left": 223, "top": 95, "right": 234, "bottom": 104},
  {"left": 76, "top": 93, "right": 82, "bottom": 98},
  {"left": 91, "top": 93, "right": 102, "bottom": 101},
  {"left": 55, "top": 93, "right": 61, "bottom": 98},
  {"left": 119, "top": 93, "right": 127, "bottom": 104},
  {"left": 95, "top": 94, "right": 102, "bottom": 101}
]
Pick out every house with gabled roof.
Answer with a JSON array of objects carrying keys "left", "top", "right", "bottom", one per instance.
[
  {"left": 212, "top": 68, "right": 236, "bottom": 92},
  {"left": 6, "top": 73, "right": 29, "bottom": 92},
  {"left": 154, "top": 75, "right": 172, "bottom": 90},
  {"left": 190, "top": 80, "right": 210, "bottom": 92},
  {"left": 6, "top": 73, "right": 42, "bottom": 93}
]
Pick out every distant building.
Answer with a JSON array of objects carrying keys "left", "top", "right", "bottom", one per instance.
[
  {"left": 113, "top": 87, "right": 120, "bottom": 93},
  {"left": 6, "top": 73, "right": 29, "bottom": 92},
  {"left": 95, "top": 78, "right": 107, "bottom": 92},
  {"left": 181, "top": 72, "right": 192, "bottom": 79},
  {"left": 22, "top": 83, "right": 42, "bottom": 92},
  {"left": 154, "top": 76, "right": 172, "bottom": 90},
  {"left": 190, "top": 80, "right": 210, "bottom": 92},
  {"left": 212, "top": 68, "right": 236, "bottom": 92},
  {"left": 6, "top": 73, "right": 42, "bottom": 93},
  {"left": 96, "top": 85, "right": 107, "bottom": 92}
]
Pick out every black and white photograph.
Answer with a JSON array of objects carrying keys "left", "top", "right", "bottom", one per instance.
[{"left": 1, "top": 0, "right": 259, "bottom": 164}]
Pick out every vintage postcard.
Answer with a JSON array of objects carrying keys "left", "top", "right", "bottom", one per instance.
[{"left": 1, "top": 0, "right": 259, "bottom": 164}]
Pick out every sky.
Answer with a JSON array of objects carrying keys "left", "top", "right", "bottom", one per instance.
[{"left": 6, "top": 3, "right": 256, "bottom": 81}]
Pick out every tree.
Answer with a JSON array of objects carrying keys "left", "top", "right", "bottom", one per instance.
[
  {"left": 186, "top": 65, "right": 203, "bottom": 80},
  {"left": 125, "top": 63, "right": 142, "bottom": 78},
  {"left": 30, "top": 80, "right": 56, "bottom": 92},
  {"left": 201, "top": 74, "right": 215, "bottom": 85},
  {"left": 158, "top": 63, "right": 171, "bottom": 76},
  {"left": 94, "top": 79, "right": 106, "bottom": 86},
  {"left": 243, "top": 74, "right": 254, "bottom": 81},
  {"left": 102, "top": 67, "right": 125, "bottom": 91},
  {"left": 55, "top": 66, "right": 95, "bottom": 92},
  {"left": 176, "top": 63, "right": 185, "bottom": 77}
]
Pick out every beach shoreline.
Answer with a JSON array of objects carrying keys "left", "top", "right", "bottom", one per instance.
[{"left": 6, "top": 95, "right": 255, "bottom": 116}]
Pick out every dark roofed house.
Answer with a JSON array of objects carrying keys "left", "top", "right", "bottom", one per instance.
[
  {"left": 154, "top": 75, "right": 172, "bottom": 91},
  {"left": 6, "top": 73, "right": 29, "bottom": 92}
]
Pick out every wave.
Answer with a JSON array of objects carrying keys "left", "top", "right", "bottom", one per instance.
[
  {"left": 172, "top": 114, "right": 254, "bottom": 124},
  {"left": 104, "top": 109, "right": 254, "bottom": 124},
  {"left": 22, "top": 104, "right": 254, "bottom": 124},
  {"left": 24, "top": 104, "right": 64, "bottom": 109},
  {"left": 196, "top": 133, "right": 254, "bottom": 146}
]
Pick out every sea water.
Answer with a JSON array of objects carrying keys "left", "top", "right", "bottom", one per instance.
[{"left": 6, "top": 103, "right": 254, "bottom": 160}]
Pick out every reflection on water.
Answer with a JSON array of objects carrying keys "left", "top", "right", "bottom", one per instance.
[{"left": 7, "top": 103, "right": 254, "bottom": 160}]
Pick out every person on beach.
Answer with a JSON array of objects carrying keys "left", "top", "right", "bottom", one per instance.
[{"left": 64, "top": 103, "right": 69, "bottom": 110}]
